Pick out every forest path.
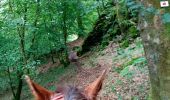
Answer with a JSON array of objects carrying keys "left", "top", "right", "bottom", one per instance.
[
  {"left": 55, "top": 39, "right": 149, "bottom": 99},
  {"left": 54, "top": 42, "right": 118, "bottom": 99},
  {"left": 39, "top": 39, "right": 149, "bottom": 99}
]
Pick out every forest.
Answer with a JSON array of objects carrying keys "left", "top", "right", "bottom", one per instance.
[{"left": 1, "top": 0, "right": 170, "bottom": 100}]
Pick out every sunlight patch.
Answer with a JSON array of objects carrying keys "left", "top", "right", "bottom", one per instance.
[{"left": 67, "top": 34, "right": 78, "bottom": 42}]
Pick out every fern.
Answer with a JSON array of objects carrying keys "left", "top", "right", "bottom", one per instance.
[
  {"left": 162, "top": 13, "right": 170, "bottom": 23},
  {"left": 126, "top": 0, "right": 141, "bottom": 17}
]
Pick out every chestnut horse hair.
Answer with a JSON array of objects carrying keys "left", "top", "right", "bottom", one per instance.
[{"left": 25, "top": 70, "right": 106, "bottom": 100}]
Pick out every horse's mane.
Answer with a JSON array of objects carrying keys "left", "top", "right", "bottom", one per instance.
[
  {"left": 57, "top": 86, "right": 87, "bottom": 100},
  {"left": 25, "top": 69, "right": 106, "bottom": 100}
]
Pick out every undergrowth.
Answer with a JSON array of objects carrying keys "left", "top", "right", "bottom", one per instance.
[
  {"left": 22, "top": 65, "right": 76, "bottom": 100},
  {"left": 107, "top": 38, "right": 149, "bottom": 99}
]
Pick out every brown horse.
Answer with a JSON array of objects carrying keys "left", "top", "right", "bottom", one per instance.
[{"left": 25, "top": 70, "right": 106, "bottom": 100}]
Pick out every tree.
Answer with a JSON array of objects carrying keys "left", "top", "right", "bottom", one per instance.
[
  {"left": 0, "top": 0, "right": 107, "bottom": 99},
  {"left": 139, "top": 0, "right": 170, "bottom": 99},
  {"left": 76, "top": 0, "right": 85, "bottom": 37},
  {"left": 28, "top": 0, "right": 40, "bottom": 59},
  {"left": 95, "top": 0, "right": 106, "bottom": 17}
]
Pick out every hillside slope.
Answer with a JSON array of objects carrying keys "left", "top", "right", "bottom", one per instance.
[{"left": 0, "top": 38, "right": 149, "bottom": 100}]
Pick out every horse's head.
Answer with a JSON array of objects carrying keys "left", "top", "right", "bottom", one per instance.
[{"left": 25, "top": 70, "right": 106, "bottom": 100}]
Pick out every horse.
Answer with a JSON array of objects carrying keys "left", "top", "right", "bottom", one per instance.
[
  {"left": 25, "top": 70, "right": 106, "bottom": 100},
  {"left": 68, "top": 50, "right": 82, "bottom": 72}
]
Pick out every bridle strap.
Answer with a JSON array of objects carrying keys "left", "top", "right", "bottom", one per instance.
[{"left": 51, "top": 93, "right": 64, "bottom": 100}]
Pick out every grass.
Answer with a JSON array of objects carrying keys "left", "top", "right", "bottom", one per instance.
[
  {"left": 0, "top": 38, "right": 149, "bottom": 99},
  {"left": 105, "top": 38, "right": 149, "bottom": 99},
  {"left": 22, "top": 65, "right": 76, "bottom": 100}
]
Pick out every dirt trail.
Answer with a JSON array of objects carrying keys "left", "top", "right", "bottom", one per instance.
[
  {"left": 0, "top": 39, "right": 149, "bottom": 100},
  {"left": 40, "top": 39, "right": 149, "bottom": 99},
  {"left": 61, "top": 40, "right": 149, "bottom": 99},
  {"left": 64, "top": 42, "right": 118, "bottom": 99}
]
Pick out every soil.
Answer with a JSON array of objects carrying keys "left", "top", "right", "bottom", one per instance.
[{"left": 38, "top": 39, "right": 149, "bottom": 100}]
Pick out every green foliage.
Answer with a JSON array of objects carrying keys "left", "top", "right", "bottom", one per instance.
[
  {"left": 162, "top": 13, "right": 170, "bottom": 23},
  {"left": 0, "top": 0, "right": 105, "bottom": 99},
  {"left": 126, "top": 0, "right": 141, "bottom": 15},
  {"left": 99, "top": 0, "right": 140, "bottom": 50},
  {"left": 0, "top": 0, "right": 147, "bottom": 99},
  {"left": 0, "top": 77, "right": 9, "bottom": 92},
  {"left": 111, "top": 85, "right": 116, "bottom": 92},
  {"left": 113, "top": 38, "right": 146, "bottom": 77},
  {"left": 115, "top": 57, "right": 146, "bottom": 74},
  {"left": 73, "top": 46, "right": 82, "bottom": 52},
  {"left": 120, "top": 65, "right": 130, "bottom": 77},
  {"left": 115, "top": 79, "right": 123, "bottom": 85},
  {"left": 124, "top": 57, "right": 146, "bottom": 68},
  {"left": 163, "top": 24, "right": 170, "bottom": 37},
  {"left": 127, "top": 26, "right": 138, "bottom": 38},
  {"left": 132, "top": 96, "right": 140, "bottom": 100},
  {"left": 22, "top": 65, "right": 75, "bottom": 99},
  {"left": 36, "top": 66, "right": 68, "bottom": 86},
  {"left": 117, "top": 94, "right": 123, "bottom": 100},
  {"left": 121, "top": 39, "right": 130, "bottom": 48}
]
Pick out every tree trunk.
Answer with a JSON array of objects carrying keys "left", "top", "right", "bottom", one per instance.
[
  {"left": 7, "top": 66, "right": 16, "bottom": 99},
  {"left": 15, "top": 2, "right": 28, "bottom": 100},
  {"left": 15, "top": 72, "right": 23, "bottom": 100},
  {"left": 50, "top": 50, "right": 55, "bottom": 64},
  {"left": 101, "top": 0, "right": 105, "bottom": 9},
  {"left": 139, "top": 0, "right": 170, "bottom": 99},
  {"left": 18, "top": 2, "right": 27, "bottom": 70},
  {"left": 76, "top": 0, "right": 85, "bottom": 37},
  {"left": 96, "top": 0, "right": 101, "bottom": 17},
  {"left": 62, "top": 0, "right": 67, "bottom": 46},
  {"left": 29, "top": 0, "right": 40, "bottom": 59},
  {"left": 61, "top": 0, "right": 69, "bottom": 67}
]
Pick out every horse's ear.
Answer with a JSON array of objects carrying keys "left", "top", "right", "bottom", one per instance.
[
  {"left": 25, "top": 75, "right": 53, "bottom": 100},
  {"left": 84, "top": 70, "right": 106, "bottom": 99}
]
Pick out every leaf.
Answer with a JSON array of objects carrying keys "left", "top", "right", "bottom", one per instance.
[
  {"left": 162, "top": 13, "right": 170, "bottom": 23},
  {"left": 126, "top": 1, "right": 135, "bottom": 7},
  {"left": 133, "top": 57, "right": 146, "bottom": 65},
  {"left": 145, "top": 6, "right": 156, "bottom": 13},
  {"left": 120, "top": 65, "right": 130, "bottom": 76}
]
